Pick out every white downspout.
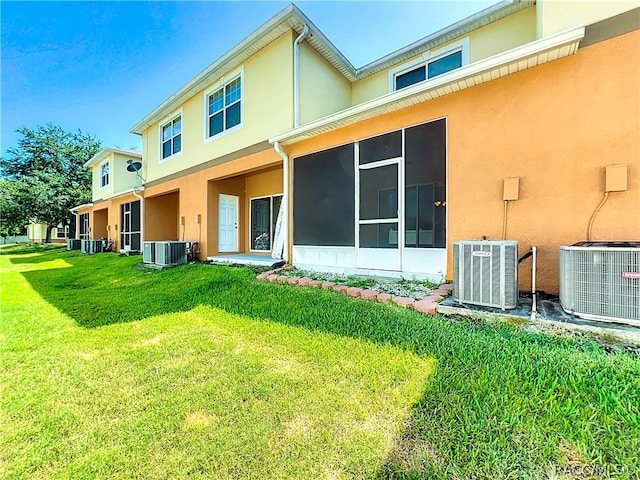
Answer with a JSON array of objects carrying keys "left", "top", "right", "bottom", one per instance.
[
  {"left": 132, "top": 187, "right": 144, "bottom": 249},
  {"left": 294, "top": 25, "right": 309, "bottom": 128},
  {"left": 274, "top": 141, "right": 289, "bottom": 262},
  {"left": 70, "top": 210, "right": 79, "bottom": 240}
]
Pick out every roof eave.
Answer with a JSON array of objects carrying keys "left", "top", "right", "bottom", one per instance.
[
  {"left": 269, "top": 25, "right": 585, "bottom": 146},
  {"left": 356, "top": 0, "right": 535, "bottom": 77},
  {"left": 84, "top": 148, "right": 142, "bottom": 168},
  {"left": 129, "top": 4, "right": 356, "bottom": 135}
]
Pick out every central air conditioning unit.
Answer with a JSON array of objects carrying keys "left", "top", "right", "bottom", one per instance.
[
  {"left": 81, "top": 239, "right": 104, "bottom": 254},
  {"left": 560, "top": 241, "right": 640, "bottom": 326},
  {"left": 143, "top": 241, "right": 156, "bottom": 264},
  {"left": 67, "top": 239, "right": 81, "bottom": 250},
  {"left": 453, "top": 240, "right": 518, "bottom": 310},
  {"left": 155, "top": 241, "right": 187, "bottom": 266}
]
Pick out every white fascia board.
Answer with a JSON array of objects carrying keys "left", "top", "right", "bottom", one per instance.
[
  {"left": 84, "top": 148, "right": 142, "bottom": 168},
  {"left": 129, "top": 5, "right": 357, "bottom": 134},
  {"left": 103, "top": 187, "right": 145, "bottom": 201},
  {"left": 269, "top": 26, "right": 585, "bottom": 146},
  {"left": 356, "top": 0, "right": 532, "bottom": 77},
  {"left": 70, "top": 203, "right": 94, "bottom": 212}
]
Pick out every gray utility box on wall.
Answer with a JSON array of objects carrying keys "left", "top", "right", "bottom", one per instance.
[
  {"left": 81, "top": 239, "right": 103, "bottom": 254},
  {"left": 155, "top": 241, "right": 188, "bottom": 266},
  {"left": 560, "top": 241, "right": 640, "bottom": 326},
  {"left": 453, "top": 240, "right": 519, "bottom": 310}
]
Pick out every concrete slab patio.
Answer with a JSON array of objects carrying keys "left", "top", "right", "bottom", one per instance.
[
  {"left": 208, "top": 253, "right": 283, "bottom": 268},
  {"left": 437, "top": 296, "right": 640, "bottom": 348}
]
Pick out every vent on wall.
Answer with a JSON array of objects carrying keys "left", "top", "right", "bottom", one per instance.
[
  {"left": 453, "top": 240, "right": 518, "bottom": 310},
  {"left": 560, "top": 242, "right": 640, "bottom": 326}
]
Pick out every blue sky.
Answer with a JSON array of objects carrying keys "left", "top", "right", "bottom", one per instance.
[{"left": 1, "top": 1, "right": 496, "bottom": 155}]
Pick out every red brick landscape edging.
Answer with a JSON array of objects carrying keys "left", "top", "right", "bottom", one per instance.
[{"left": 256, "top": 269, "right": 452, "bottom": 316}]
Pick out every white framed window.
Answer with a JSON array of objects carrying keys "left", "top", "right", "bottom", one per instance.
[
  {"left": 389, "top": 38, "right": 469, "bottom": 91},
  {"left": 100, "top": 161, "right": 109, "bottom": 188},
  {"left": 250, "top": 194, "right": 283, "bottom": 252},
  {"left": 55, "top": 225, "right": 69, "bottom": 239},
  {"left": 204, "top": 69, "right": 243, "bottom": 140},
  {"left": 160, "top": 112, "right": 182, "bottom": 161}
]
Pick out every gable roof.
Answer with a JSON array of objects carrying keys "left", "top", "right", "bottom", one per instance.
[
  {"left": 84, "top": 148, "right": 142, "bottom": 168},
  {"left": 130, "top": 1, "right": 533, "bottom": 135}
]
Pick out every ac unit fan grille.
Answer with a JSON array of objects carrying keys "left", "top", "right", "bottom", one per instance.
[
  {"left": 560, "top": 247, "right": 640, "bottom": 323},
  {"left": 453, "top": 240, "right": 518, "bottom": 310}
]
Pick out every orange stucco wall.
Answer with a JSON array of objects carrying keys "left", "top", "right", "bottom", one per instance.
[
  {"left": 143, "top": 147, "right": 283, "bottom": 259},
  {"left": 146, "top": 191, "right": 179, "bottom": 241},
  {"left": 86, "top": 193, "right": 141, "bottom": 250},
  {"left": 283, "top": 31, "right": 640, "bottom": 293}
]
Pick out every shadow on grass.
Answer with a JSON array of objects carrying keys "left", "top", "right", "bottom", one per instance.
[{"left": 13, "top": 247, "right": 640, "bottom": 478}]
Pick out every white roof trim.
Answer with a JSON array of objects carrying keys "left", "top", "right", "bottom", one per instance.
[
  {"left": 102, "top": 187, "right": 145, "bottom": 201},
  {"left": 269, "top": 26, "right": 585, "bottom": 146},
  {"left": 70, "top": 203, "right": 93, "bottom": 212},
  {"left": 357, "top": 0, "right": 533, "bottom": 77},
  {"left": 84, "top": 148, "right": 142, "bottom": 168},
  {"left": 130, "top": 1, "right": 531, "bottom": 134}
]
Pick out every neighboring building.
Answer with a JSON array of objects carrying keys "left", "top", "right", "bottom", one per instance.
[
  {"left": 26, "top": 223, "right": 68, "bottom": 243},
  {"left": 73, "top": 148, "right": 144, "bottom": 252},
  {"left": 74, "top": 0, "right": 640, "bottom": 293}
]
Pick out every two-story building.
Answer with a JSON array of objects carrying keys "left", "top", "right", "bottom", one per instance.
[
  {"left": 73, "top": 148, "right": 144, "bottom": 251},
  {"left": 76, "top": 0, "right": 639, "bottom": 294}
]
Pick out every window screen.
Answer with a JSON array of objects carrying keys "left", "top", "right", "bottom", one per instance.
[
  {"left": 359, "top": 131, "right": 402, "bottom": 164},
  {"left": 293, "top": 145, "right": 355, "bottom": 246},
  {"left": 405, "top": 119, "right": 446, "bottom": 248}
]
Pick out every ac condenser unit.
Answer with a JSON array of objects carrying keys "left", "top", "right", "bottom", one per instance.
[
  {"left": 143, "top": 241, "right": 156, "bottom": 264},
  {"left": 155, "top": 241, "right": 187, "bottom": 266},
  {"left": 453, "top": 240, "right": 519, "bottom": 310},
  {"left": 81, "top": 239, "right": 103, "bottom": 254},
  {"left": 67, "top": 239, "right": 81, "bottom": 250},
  {"left": 560, "top": 242, "right": 640, "bottom": 326}
]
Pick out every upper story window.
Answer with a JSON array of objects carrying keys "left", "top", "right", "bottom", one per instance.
[
  {"left": 161, "top": 114, "right": 182, "bottom": 160},
  {"left": 100, "top": 161, "right": 109, "bottom": 188},
  {"left": 390, "top": 38, "right": 469, "bottom": 91},
  {"left": 206, "top": 74, "right": 242, "bottom": 139}
]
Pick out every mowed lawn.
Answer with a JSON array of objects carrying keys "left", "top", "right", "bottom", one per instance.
[{"left": 1, "top": 246, "right": 639, "bottom": 479}]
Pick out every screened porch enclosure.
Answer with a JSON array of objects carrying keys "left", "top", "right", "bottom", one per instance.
[
  {"left": 292, "top": 118, "right": 447, "bottom": 277},
  {"left": 120, "top": 200, "right": 141, "bottom": 252}
]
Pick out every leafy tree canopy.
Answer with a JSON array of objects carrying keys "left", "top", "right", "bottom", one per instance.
[{"left": 0, "top": 124, "right": 101, "bottom": 241}]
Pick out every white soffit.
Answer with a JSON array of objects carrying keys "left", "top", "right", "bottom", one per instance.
[{"left": 269, "top": 26, "right": 585, "bottom": 146}]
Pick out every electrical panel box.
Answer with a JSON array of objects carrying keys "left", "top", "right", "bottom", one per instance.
[
  {"left": 605, "top": 164, "right": 627, "bottom": 192},
  {"left": 503, "top": 177, "right": 520, "bottom": 201}
]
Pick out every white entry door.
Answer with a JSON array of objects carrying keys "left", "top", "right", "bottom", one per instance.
[{"left": 218, "top": 194, "right": 239, "bottom": 252}]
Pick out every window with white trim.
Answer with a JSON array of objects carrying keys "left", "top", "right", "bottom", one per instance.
[
  {"left": 207, "top": 76, "right": 242, "bottom": 138},
  {"left": 161, "top": 115, "right": 182, "bottom": 160},
  {"left": 100, "top": 161, "right": 109, "bottom": 187},
  {"left": 391, "top": 39, "right": 469, "bottom": 91},
  {"left": 55, "top": 225, "right": 69, "bottom": 239}
]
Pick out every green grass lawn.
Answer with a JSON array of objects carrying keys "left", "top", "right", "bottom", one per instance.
[{"left": 1, "top": 245, "right": 639, "bottom": 479}]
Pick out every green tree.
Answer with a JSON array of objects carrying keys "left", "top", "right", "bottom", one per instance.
[
  {"left": 0, "top": 179, "right": 28, "bottom": 238},
  {"left": 0, "top": 125, "right": 101, "bottom": 242}
]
